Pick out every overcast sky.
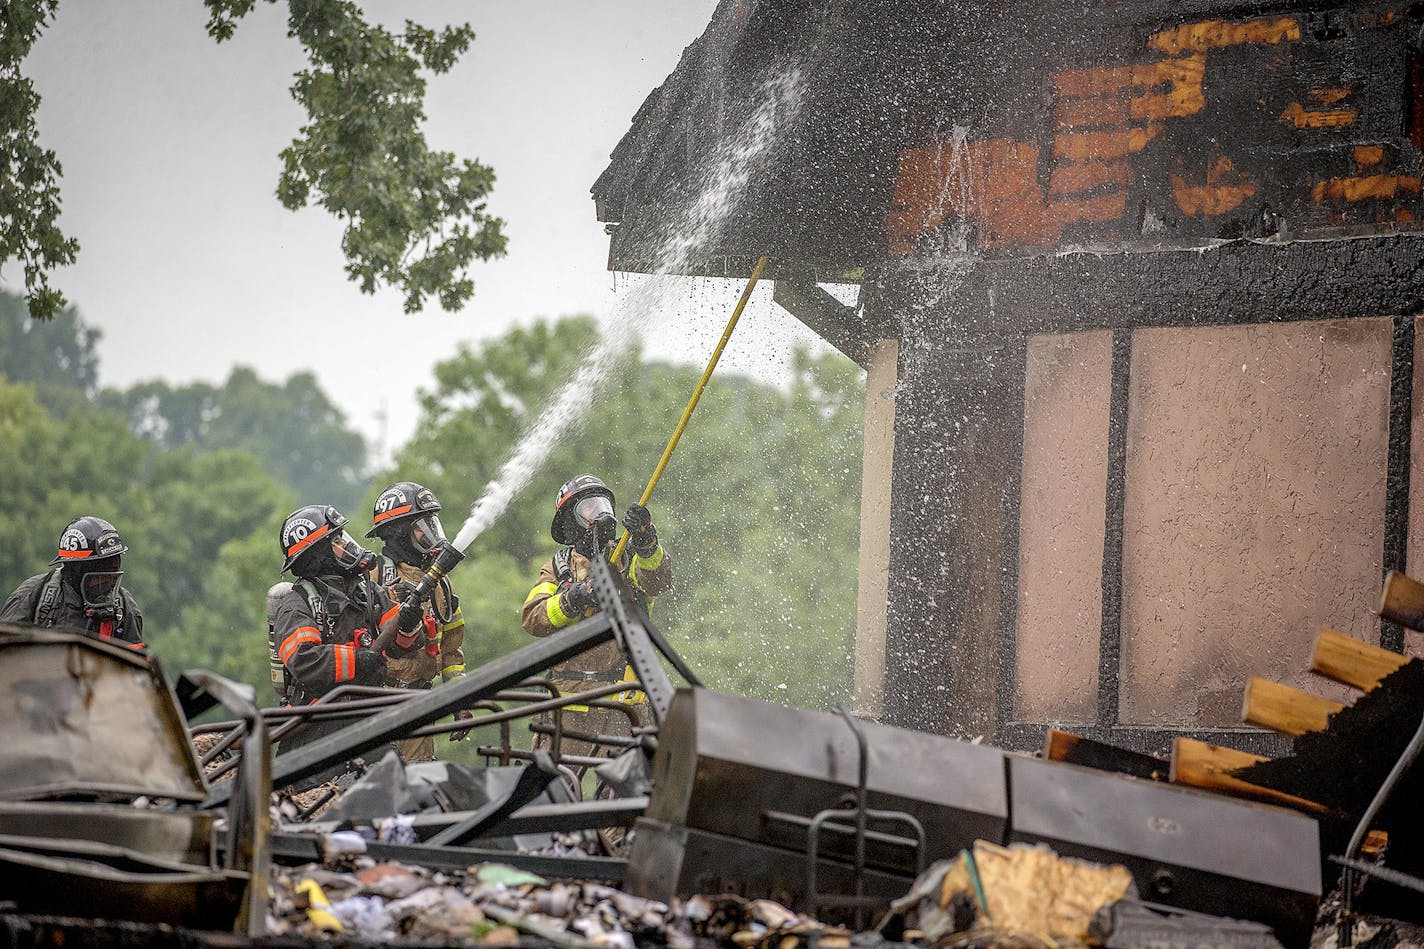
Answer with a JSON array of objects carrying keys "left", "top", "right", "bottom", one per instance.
[{"left": 10, "top": 1, "right": 830, "bottom": 460}]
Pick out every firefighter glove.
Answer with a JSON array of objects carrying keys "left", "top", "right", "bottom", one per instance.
[
  {"left": 398, "top": 597, "right": 424, "bottom": 633},
  {"left": 622, "top": 503, "right": 659, "bottom": 556},
  {"left": 450, "top": 708, "right": 475, "bottom": 742},
  {"left": 355, "top": 648, "right": 388, "bottom": 683},
  {"left": 561, "top": 580, "right": 598, "bottom": 618}
]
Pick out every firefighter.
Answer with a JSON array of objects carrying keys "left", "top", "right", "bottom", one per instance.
[
  {"left": 366, "top": 481, "right": 473, "bottom": 762},
  {"left": 521, "top": 474, "right": 673, "bottom": 757},
  {"left": 272, "top": 504, "right": 424, "bottom": 762},
  {"left": 0, "top": 516, "right": 145, "bottom": 650}
]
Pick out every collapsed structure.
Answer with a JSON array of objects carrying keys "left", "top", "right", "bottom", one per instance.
[
  {"left": 8, "top": 0, "right": 1424, "bottom": 945},
  {"left": 593, "top": 0, "right": 1424, "bottom": 751},
  {"left": 4, "top": 552, "right": 1423, "bottom": 948}
]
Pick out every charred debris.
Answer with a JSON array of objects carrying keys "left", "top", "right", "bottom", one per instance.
[{"left": 3, "top": 556, "right": 1424, "bottom": 949}]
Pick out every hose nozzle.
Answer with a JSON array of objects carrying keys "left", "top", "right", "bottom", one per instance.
[{"left": 409, "top": 541, "right": 464, "bottom": 603}]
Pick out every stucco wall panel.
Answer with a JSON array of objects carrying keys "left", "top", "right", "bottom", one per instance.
[
  {"left": 1015, "top": 331, "right": 1112, "bottom": 722},
  {"left": 1121, "top": 319, "right": 1391, "bottom": 726}
]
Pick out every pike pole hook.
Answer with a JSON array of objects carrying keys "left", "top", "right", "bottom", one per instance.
[{"left": 611, "top": 255, "right": 770, "bottom": 564}]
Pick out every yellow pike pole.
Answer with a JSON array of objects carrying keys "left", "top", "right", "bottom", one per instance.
[{"left": 612, "top": 255, "right": 770, "bottom": 563}]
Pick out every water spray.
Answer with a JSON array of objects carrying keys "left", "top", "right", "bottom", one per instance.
[
  {"left": 448, "top": 69, "right": 805, "bottom": 556},
  {"left": 610, "top": 256, "right": 769, "bottom": 564}
]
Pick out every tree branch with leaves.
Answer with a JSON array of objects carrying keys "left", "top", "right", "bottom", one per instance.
[
  {"left": 2, "top": 0, "right": 506, "bottom": 321},
  {"left": 0, "top": 0, "right": 78, "bottom": 322}
]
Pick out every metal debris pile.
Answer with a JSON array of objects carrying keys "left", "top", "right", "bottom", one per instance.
[{"left": 269, "top": 857, "right": 856, "bottom": 949}]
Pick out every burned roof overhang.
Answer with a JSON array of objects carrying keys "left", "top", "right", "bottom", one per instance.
[{"left": 595, "top": 0, "right": 1424, "bottom": 333}]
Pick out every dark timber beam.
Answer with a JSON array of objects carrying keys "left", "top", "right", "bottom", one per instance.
[
  {"left": 773, "top": 273, "right": 870, "bottom": 369},
  {"left": 894, "top": 234, "right": 1424, "bottom": 343},
  {"left": 882, "top": 339, "right": 1025, "bottom": 738}
]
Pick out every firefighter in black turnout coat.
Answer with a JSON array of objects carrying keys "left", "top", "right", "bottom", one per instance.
[
  {"left": 271, "top": 504, "right": 426, "bottom": 763},
  {"left": 0, "top": 516, "right": 145, "bottom": 650}
]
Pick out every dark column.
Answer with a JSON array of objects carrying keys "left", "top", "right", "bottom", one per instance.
[{"left": 882, "top": 331, "right": 1026, "bottom": 738}]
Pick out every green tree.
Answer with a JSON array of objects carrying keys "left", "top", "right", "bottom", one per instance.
[
  {"left": 375, "top": 316, "right": 865, "bottom": 712},
  {"left": 3, "top": 0, "right": 505, "bottom": 321},
  {"left": 0, "top": 0, "right": 76, "bottom": 321},
  {"left": 0, "top": 273, "right": 98, "bottom": 415},
  {"left": 101, "top": 366, "right": 368, "bottom": 510}
]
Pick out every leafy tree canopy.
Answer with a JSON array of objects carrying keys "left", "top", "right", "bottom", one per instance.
[
  {"left": 0, "top": 292, "right": 370, "bottom": 509},
  {"left": 0, "top": 0, "right": 77, "bottom": 322},
  {"left": 101, "top": 366, "right": 368, "bottom": 511},
  {"left": 3, "top": 0, "right": 505, "bottom": 320},
  {"left": 0, "top": 288, "right": 98, "bottom": 413},
  {"left": 0, "top": 378, "right": 292, "bottom": 689}
]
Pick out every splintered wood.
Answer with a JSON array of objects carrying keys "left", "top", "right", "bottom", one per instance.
[
  {"left": 1042, "top": 729, "right": 1168, "bottom": 781},
  {"left": 1379, "top": 569, "right": 1424, "bottom": 631},
  {"left": 1170, "top": 737, "right": 1328, "bottom": 813},
  {"left": 934, "top": 842, "right": 1134, "bottom": 945},
  {"left": 1241, "top": 676, "right": 1343, "bottom": 736},
  {"left": 1312, "top": 627, "right": 1409, "bottom": 691}
]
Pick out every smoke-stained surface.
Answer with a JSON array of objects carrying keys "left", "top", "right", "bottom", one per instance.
[{"left": 596, "top": 0, "right": 1424, "bottom": 747}]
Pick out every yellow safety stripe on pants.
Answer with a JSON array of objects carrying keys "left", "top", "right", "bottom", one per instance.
[
  {"left": 524, "top": 582, "right": 557, "bottom": 605},
  {"left": 442, "top": 665, "right": 465, "bottom": 681},
  {"left": 616, "top": 664, "right": 647, "bottom": 705},
  {"left": 631, "top": 545, "right": 664, "bottom": 572},
  {"left": 558, "top": 667, "right": 647, "bottom": 714},
  {"left": 440, "top": 607, "right": 464, "bottom": 633}
]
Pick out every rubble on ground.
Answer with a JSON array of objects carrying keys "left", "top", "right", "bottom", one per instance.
[{"left": 268, "top": 855, "right": 855, "bottom": 948}]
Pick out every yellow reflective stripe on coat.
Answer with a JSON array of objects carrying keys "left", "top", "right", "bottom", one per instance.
[
  {"left": 440, "top": 607, "right": 464, "bottom": 633},
  {"left": 525, "top": 582, "right": 557, "bottom": 605},
  {"left": 546, "top": 593, "right": 571, "bottom": 628},
  {"left": 631, "top": 545, "right": 664, "bottom": 573}
]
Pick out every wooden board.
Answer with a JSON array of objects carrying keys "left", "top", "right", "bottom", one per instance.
[
  {"left": 1170, "top": 737, "right": 1327, "bottom": 814},
  {"left": 1241, "top": 676, "right": 1344, "bottom": 736},
  {"left": 1311, "top": 627, "right": 1409, "bottom": 692},
  {"left": 1042, "top": 728, "right": 1167, "bottom": 780},
  {"left": 1379, "top": 569, "right": 1424, "bottom": 632}
]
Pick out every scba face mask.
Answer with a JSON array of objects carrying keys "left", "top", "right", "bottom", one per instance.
[
  {"left": 328, "top": 530, "right": 377, "bottom": 575},
  {"left": 78, "top": 564, "right": 123, "bottom": 615},
  {"left": 572, "top": 495, "right": 618, "bottom": 556},
  {"left": 407, "top": 514, "right": 448, "bottom": 559}
]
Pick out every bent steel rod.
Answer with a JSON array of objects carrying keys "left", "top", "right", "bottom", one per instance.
[
  {"left": 405, "top": 681, "right": 631, "bottom": 737},
  {"left": 204, "top": 615, "right": 616, "bottom": 806}
]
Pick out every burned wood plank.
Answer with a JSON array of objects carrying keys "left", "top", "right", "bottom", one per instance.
[
  {"left": 1042, "top": 728, "right": 1167, "bottom": 780},
  {"left": 1379, "top": 569, "right": 1424, "bottom": 632},
  {"left": 1241, "top": 676, "right": 1343, "bottom": 737},
  {"left": 1169, "top": 737, "right": 1327, "bottom": 814},
  {"left": 1311, "top": 627, "right": 1409, "bottom": 692}
]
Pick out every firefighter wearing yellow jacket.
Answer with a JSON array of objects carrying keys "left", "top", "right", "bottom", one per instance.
[
  {"left": 367, "top": 481, "right": 472, "bottom": 762},
  {"left": 521, "top": 474, "right": 673, "bottom": 757}
]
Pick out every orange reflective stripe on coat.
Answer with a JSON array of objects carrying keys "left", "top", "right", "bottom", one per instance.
[
  {"left": 279, "top": 626, "right": 322, "bottom": 664},
  {"left": 332, "top": 644, "right": 357, "bottom": 682}
]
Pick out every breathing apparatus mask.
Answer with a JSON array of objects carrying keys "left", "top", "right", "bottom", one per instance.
[
  {"left": 386, "top": 513, "right": 449, "bottom": 567},
  {"left": 326, "top": 530, "right": 378, "bottom": 576},
  {"left": 72, "top": 557, "right": 123, "bottom": 616},
  {"left": 572, "top": 494, "right": 618, "bottom": 558}
]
